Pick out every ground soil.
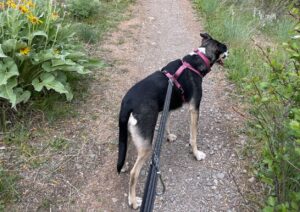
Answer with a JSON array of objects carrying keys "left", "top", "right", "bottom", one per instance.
[{"left": 8, "top": 0, "right": 260, "bottom": 211}]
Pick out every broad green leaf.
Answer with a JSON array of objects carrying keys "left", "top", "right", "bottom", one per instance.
[
  {"left": 64, "top": 83, "right": 73, "bottom": 101},
  {"left": 32, "top": 50, "right": 57, "bottom": 65},
  {"left": 0, "top": 77, "right": 18, "bottom": 107},
  {"left": 0, "top": 44, "right": 8, "bottom": 58},
  {"left": 0, "top": 58, "right": 19, "bottom": 86},
  {"left": 2, "top": 39, "right": 17, "bottom": 53},
  {"left": 42, "top": 62, "right": 90, "bottom": 74},
  {"left": 66, "top": 52, "right": 86, "bottom": 60},
  {"left": 32, "top": 73, "right": 68, "bottom": 94},
  {"left": 83, "top": 59, "right": 106, "bottom": 69},
  {"left": 267, "top": 196, "right": 276, "bottom": 206},
  {"left": 262, "top": 206, "right": 274, "bottom": 212},
  {"left": 51, "top": 59, "right": 76, "bottom": 67},
  {"left": 29, "top": 31, "right": 48, "bottom": 42},
  {"left": 14, "top": 88, "right": 31, "bottom": 105}
]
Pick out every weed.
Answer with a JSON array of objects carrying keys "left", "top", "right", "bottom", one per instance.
[
  {"left": 73, "top": 23, "right": 100, "bottom": 44},
  {"left": 0, "top": 166, "right": 20, "bottom": 207},
  {"left": 50, "top": 137, "right": 69, "bottom": 151}
]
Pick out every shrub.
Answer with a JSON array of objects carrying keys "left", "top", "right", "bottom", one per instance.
[
  {"left": 0, "top": 0, "right": 99, "bottom": 108},
  {"left": 194, "top": 0, "right": 300, "bottom": 210},
  {"left": 67, "top": 0, "right": 100, "bottom": 19}
]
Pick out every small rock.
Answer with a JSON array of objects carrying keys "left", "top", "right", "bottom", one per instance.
[
  {"left": 242, "top": 169, "right": 247, "bottom": 174},
  {"left": 112, "top": 198, "right": 118, "bottom": 203},
  {"left": 217, "top": 173, "right": 225, "bottom": 179},
  {"left": 248, "top": 177, "right": 255, "bottom": 183},
  {"left": 124, "top": 193, "right": 128, "bottom": 197},
  {"left": 212, "top": 186, "right": 217, "bottom": 190}
]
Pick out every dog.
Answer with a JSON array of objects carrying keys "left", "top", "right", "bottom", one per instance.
[{"left": 117, "top": 33, "right": 228, "bottom": 209}]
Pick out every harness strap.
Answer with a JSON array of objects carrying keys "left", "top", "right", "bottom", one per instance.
[
  {"left": 163, "top": 51, "right": 211, "bottom": 102},
  {"left": 195, "top": 50, "right": 211, "bottom": 69},
  {"left": 174, "top": 61, "right": 204, "bottom": 79}
]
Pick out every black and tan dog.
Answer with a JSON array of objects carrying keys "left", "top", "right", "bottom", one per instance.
[{"left": 117, "top": 33, "right": 228, "bottom": 209}]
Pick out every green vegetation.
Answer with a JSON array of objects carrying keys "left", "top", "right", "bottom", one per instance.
[
  {"left": 0, "top": 0, "right": 99, "bottom": 108},
  {"left": 68, "top": 0, "right": 101, "bottom": 19},
  {"left": 194, "top": 0, "right": 299, "bottom": 211},
  {"left": 68, "top": 0, "right": 134, "bottom": 44},
  {"left": 0, "top": 0, "right": 133, "bottom": 208}
]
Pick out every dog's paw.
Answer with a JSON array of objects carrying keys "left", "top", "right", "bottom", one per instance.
[
  {"left": 128, "top": 196, "right": 142, "bottom": 210},
  {"left": 167, "top": 134, "right": 177, "bottom": 142},
  {"left": 120, "top": 162, "right": 129, "bottom": 173},
  {"left": 194, "top": 150, "right": 206, "bottom": 161}
]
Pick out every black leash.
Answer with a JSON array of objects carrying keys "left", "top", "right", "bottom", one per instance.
[{"left": 140, "top": 79, "right": 173, "bottom": 212}]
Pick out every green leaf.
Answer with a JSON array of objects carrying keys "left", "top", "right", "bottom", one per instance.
[
  {"left": 14, "top": 88, "right": 31, "bottom": 105},
  {"left": 30, "top": 31, "right": 48, "bottom": 43},
  {"left": 267, "top": 196, "right": 276, "bottom": 206},
  {"left": 65, "top": 52, "right": 86, "bottom": 60},
  {"left": 0, "top": 58, "right": 19, "bottom": 86},
  {"left": 51, "top": 59, "right": 76, "bottom": 67},
  {"left": 0, "top": 44, "right": 8, "bottom": 58},
  {"left": 0, "top": 77, "right": 18, "bottom": 107},
  {"left": 2, "top": 39, "right": 17, "bottom": 53},
  {"left": 32, "top": 50, "right": 57, "bottom": 65},
  {"left": 262, "top": 206, "right": 274, "bottom": 212},
  {"left": 42, "top": 62, "right": 90, "bottom": 74},
  {"left": 32, "top": 73, "right": 68, "bottom": 94},
  {"left": 83, "top": 59, "right": 106, "bottom": 69}
]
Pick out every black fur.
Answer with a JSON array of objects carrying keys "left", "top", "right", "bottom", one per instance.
[{"left": 117, "top": 33, "right": 227, "bottom": 173}]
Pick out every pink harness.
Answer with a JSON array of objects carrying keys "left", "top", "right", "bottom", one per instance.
[{"left": 163, "top": 50, "right": 211, "bottom": 102}]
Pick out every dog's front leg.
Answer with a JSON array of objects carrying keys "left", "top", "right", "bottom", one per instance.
[{"left": 189, "top": 104, "right": 206, "bottom": 160}]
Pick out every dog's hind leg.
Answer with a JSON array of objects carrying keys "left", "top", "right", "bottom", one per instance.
[
  {"left": 166, "top": 115, "right": 177, "bottom": 142},
  {"left": 189, "top": 104, "right": 206, "bottom": 160},
  {"left": 128, "top": 114, "right": 152, "bottom": 209}
]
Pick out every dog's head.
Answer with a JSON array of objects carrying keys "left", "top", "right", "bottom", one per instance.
[{"left": 200, "top": 33, "right": 228, "bottom": 66}]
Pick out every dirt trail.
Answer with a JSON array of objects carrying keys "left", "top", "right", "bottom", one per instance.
[{"left": 22, "top": 0, "right": 254, "bottom": 211}]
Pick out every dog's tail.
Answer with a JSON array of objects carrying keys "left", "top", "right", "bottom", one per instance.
[{"left": 117, "top": 105, "right": 131, "bottom": 173}]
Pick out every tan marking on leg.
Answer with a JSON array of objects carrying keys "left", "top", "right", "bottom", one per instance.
[
  {"left": 189, "top": 104, "right": 206, "bottom": 160},
  {"left": 166, "top": 115, "right": 177, "bottom": 142},
  {"left": 128, "top": 114, "right": 151, "bottom": 209},
  {"left": 128, "top": 148, "right": 151, "bottom": 209}
]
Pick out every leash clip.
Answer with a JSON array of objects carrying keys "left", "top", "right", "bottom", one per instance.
[{"left": 156, "top": 171, "right": 166, "bottom": 196}]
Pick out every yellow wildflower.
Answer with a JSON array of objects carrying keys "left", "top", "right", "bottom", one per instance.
[
  {"left": 27, "top": 14, "right": 43, "bottom": 25},
  {"left": 51, "top": 12, "right": 59, "bottom": 20},
  {"left": 18, "top": 5, "right": 29, "bottom": 14},
  {"left": 7, "top": 0, "right": 17, "bottom": 9},
  {"left": 20, "top": 47, "right": 30, "bottom": 56},
  {"left": 26, "top": 0, "right": 35, "bottom": 8}
]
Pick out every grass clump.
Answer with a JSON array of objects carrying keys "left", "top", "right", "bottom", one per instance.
[{"left": 68, "top": 0, "right": 101, "bottom": 19}]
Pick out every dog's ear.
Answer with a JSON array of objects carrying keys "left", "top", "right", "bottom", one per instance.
[{"left": 200, "top": 33, "right": 212, "bottom": 40}]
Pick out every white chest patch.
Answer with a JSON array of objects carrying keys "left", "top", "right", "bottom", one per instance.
[{"left": 189, "top": 47, "right": 206, "bottom": 56}]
